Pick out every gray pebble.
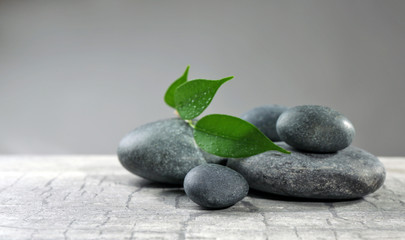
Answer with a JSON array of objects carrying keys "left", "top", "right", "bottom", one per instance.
[
  {"left": 276, "top": 105, "right": 355, "bottom": 152},
  {"left": 117, "top": 118, "right": 225, "bottom": 184},
  {"left": 227, "top": 142, "right": 385, "bottom": 200},
  {"left": 184, "top": 164, "right": 249, "bottom": 209},
  {"left": 241, "top": 105, "right": 288, "bottom": 141}
]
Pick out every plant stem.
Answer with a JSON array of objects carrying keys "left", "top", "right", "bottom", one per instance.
[{"left": 186, "top": 119, "right": 196, "bottom": 129}]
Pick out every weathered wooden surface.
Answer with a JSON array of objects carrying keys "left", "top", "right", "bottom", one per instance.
[{"left": 0, "top": 156, "right": 404, "bottom": 240}]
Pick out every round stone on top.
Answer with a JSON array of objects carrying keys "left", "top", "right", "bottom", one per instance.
[{"left": 276, "top": 105, "right": 355, "bottom": 153}]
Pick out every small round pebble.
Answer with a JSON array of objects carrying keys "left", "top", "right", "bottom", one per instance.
[
  {"left": 241, "top": 105, "right": 288, "bottom": 141},
  {"left": 276, "top": 105, "right": 355, "bottom": 153},
  {"left": 184, "top": 164, "right": 249, "bottom": 209},
  {"left": 227, "top": 142, "right": 385, "bottom": 200}
]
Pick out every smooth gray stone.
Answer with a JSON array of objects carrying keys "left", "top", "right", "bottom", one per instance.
[
  {"left": 184, "top": 164, "right": 249, "bottom": 209},
  {"left": 241, "top": 105, "right": 288, "bottom": 141},
  {"left": 227, "top": 142, "right": 386, "bottom": 200},
  {"left": 276, "top": 105, "right": 355, "bottom": 153},
  {"left": 117, "top": 118, "right": 225, "bottom": 184}
]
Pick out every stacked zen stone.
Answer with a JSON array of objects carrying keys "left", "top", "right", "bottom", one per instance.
[
  {"left": 229, "top": 105, "right": 386, "bottom": 200},
  {"left": 117, "top": 119, "right": 226, "bottom": 185},
  {"left": 117, "top": 104, "right": 386, "bottom": 209}
]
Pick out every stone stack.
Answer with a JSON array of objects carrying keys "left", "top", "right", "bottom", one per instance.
[
  {"left": 117, "top": 104, "right": 386, "bottom": 209},
  {"left": 228, "top": 105, "right": 386, "bottom": 200}
]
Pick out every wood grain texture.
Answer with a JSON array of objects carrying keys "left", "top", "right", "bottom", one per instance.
[{"left": 0, "top": 156, "right": 404, "bottom": 240}]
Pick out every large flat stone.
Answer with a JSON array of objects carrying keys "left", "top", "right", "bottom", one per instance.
[{"left": 227, "top": 143, "right": 385, "bottom": 199}]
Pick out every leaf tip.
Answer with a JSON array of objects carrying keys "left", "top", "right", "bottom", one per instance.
[
  {"left": 279, "top": 148, "right": 291, "bottom": 154},
  {"left": 223, "top": 76, "right": 234, "bottom": 82},
  {"left": 184, "top": 65, "right": 190, "bottom": 75}
]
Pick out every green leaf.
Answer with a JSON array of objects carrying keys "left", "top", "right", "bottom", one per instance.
[
  {"left": 194, "top": 114, "right": 290, "bottom": 158},
  {"left": 164, "top": 66, "right": 189, "bottom": 108},
  {"left": 174, "top": 77, "right": 233, "bottom": 120}
]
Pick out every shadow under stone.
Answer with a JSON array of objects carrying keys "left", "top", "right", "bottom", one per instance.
[
  {"left": 158, "top": 189, "right": 185, "bottom": 196},
  {"left": 248, "top": 188, "right": 364, "bottom": 204},
  {"left": 129, "top": 178, "right": 183, "bottom": 189}
]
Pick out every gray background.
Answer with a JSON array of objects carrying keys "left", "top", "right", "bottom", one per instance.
[{"left": 1, "top": 0, "right": 404, "bottom": 156}]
